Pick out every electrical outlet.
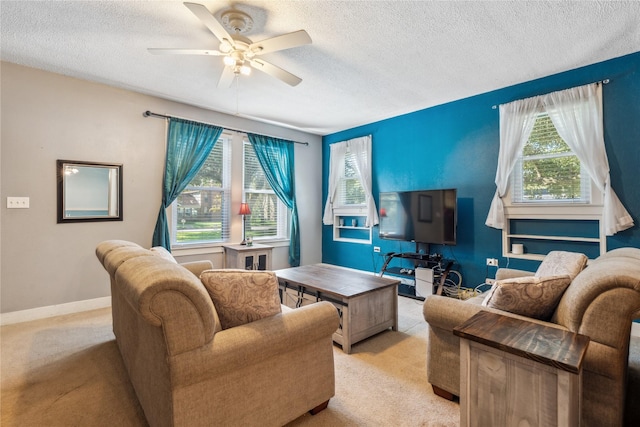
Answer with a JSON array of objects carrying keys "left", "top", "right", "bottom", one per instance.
[
  {"left": 486, "top": 278, "right": 496, "bottom": 285},
  {"left": 373, "top": 246, "right": 381, "bottom": 253},
  {"left": 486, "top": 258, "right": 499, "bottom": 267}
]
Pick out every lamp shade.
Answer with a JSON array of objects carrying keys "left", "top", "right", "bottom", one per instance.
[{"left": 238, "top": 202, "right": 251, "bottom": 215}]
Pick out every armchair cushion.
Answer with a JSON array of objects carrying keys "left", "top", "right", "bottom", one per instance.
[
  {"left": 200, "top": 270, "right": 281, "bottom": 329},
  {"left": 535, "top": 250, "right": 587, "bottom": 280},
  {"left": 482, "top": 275, "right": 572, "bottom": 320}
]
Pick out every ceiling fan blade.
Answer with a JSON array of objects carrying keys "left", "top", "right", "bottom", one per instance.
[
  {"left": 184, "top": 2, "right": 234, "bottom": 47},
  {"left": 249, "top": 30, "right": 312, "bottom": 55},
  {"left": 217, "top": 66, "right": 236, "bottom": 88},
  {"left": 249, "top": 58, "right": 302, "bottom": 86},
  {"left": 148, "top": 48, "right": 224, "bottom": 56}
]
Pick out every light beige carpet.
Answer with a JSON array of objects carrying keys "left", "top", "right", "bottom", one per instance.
[{"left": 1, "top": 296, "right": 459, "bottom": 426}]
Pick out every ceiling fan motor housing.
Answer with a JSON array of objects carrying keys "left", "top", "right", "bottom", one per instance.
[{"left": 221, "top": 10, "right": 253, "bottom": 34}]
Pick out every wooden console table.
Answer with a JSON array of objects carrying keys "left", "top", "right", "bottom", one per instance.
[
  {"left": 223, "top": 243, "right": 272, "bottom": 271},
  {"left": 454, "top": 311, "right": 590, "bottom": 427},
  {"left": 275, "top": 263, "right": 399, "bottom": 354}
]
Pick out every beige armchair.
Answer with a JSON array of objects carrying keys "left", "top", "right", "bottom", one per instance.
[
  {"left": 96, "top": 240, "right": 340, "bottom": 427},
  {"left": 423, "top": 248, "right": 640, "bottom": 426}
]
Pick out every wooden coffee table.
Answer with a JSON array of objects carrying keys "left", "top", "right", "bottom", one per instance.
[{"left": 275, "top": 263, "right": 399, "bottom": 354}]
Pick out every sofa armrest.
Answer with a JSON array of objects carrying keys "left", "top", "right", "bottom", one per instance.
[
  {"left": 423, "top": 295, "right": 486, "bottom": 331},
  {"left": 423, "top": 294, "right": 569, "bottom": 332},
  {"left": 180, "top": 260, "right": 213, "bottom": 277},
  {"left": 170, "top": 301, "right": 340, "bottom": 388},
  {"left": 495, "top": 268, "right": 535, "bottom": 281},
  {"left": 115, "top": 256, "right": 218, "bottom": 355}
]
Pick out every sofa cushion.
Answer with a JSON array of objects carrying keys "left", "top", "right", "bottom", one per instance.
[
  {"left": 535, "top": 251, "right": 587, "bottom": 280},
  {"left": 482, "top": 275, "right": 572, "bottom": 320},
  {"left": 150, "top": 246, "right": 178, "bottom": 264},
  {"left": 200, "top": 270, "right": 281, "bottom": 329}
]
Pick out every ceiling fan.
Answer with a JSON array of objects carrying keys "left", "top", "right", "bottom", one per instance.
[{"left": 148, "top": 2, "right": 312, "bottom": 88}]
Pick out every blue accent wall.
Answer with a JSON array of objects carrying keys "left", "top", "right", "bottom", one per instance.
[{"left": 322, "top": 51, "right": 640, "bottom": 288}]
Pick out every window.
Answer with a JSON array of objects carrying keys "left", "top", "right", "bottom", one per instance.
[
  {"left": 323, "top": 135, "right": 377, "bottom": 232},
  {"left": 488, "top": 83, "right": 634, "bottom": 260},
  {"left": 337, "top": 147, "right": 366, "bottom": 207},
  {"left": 243, "top": 140, "right": 288, "bottom": 240},
  {"left": 511, "top": 113, "right": 590, "bottom": 204},
  {"left": 172, "top": 136, "right": 230, "bottom": 245}
]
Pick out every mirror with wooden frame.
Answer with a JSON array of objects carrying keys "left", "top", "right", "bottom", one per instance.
[{"left": 57, "top": 160, "right": 123, "bottom": 223}]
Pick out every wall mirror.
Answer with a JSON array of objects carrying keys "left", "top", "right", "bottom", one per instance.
[{"left": 57, "top": 160, "right": 123, "bottom": 223}]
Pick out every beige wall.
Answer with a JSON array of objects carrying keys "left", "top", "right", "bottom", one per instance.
[{"left": 0, "top": 61, "right": 322, "bottom": 314}]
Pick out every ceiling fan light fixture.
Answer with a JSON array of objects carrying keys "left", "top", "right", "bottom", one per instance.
[
  {"left": 240, "top": 63, "right": 251, "bottom": 76},
  {"left": 223, "top": 55, "right": 235, "bottom": 67}
]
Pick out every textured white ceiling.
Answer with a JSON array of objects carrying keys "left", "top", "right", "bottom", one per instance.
[{"left": 2, "top": 1, "right": 639, "bottom": 135}]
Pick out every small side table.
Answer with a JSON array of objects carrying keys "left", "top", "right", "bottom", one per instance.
[
  {"left": 453, "top": 311, "right": 590, "bottom": 427},
  {"left": 223, "top": 243, "right": 273, "bottom": 271}
]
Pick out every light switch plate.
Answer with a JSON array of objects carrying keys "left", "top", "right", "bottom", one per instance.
[{"left": 7, "top": 197, "right": 30, "bottom": 209}]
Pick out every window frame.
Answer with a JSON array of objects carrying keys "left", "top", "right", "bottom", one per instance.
[
  {"left": 170, "top": 135, "right": 231, "bottom": 248},
  {"left": 335, "top": 146, "right": 367, "bottom": 210},
  {"left": 242, "top": 139, "right": 289, "bottom": 242},
  {"left": 504, "top": 114, "right": 602, "bottom": 218}
]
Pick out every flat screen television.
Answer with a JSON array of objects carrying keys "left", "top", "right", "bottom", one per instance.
[{"left": 378, "top": 189, "right": 457, "bottom": 245}]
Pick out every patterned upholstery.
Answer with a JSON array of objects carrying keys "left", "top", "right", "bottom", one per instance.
[
  {"left": 200, "top": 270, "right": 282, "bottom": 329},
  {"left": 535, "top": 250, "right": 588, "bottom": 280},
  {"left": 482, "top": 275, "right": 572, "bottom": 320}
]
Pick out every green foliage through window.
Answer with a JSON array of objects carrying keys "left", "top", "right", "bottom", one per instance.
[
  {"left": 175, "top": 138, "right": 229, "bottom": 243},
  {"left": 514, "top": 114, "right": 589, "bottom": 203},
  {"left": 244, "top": 142, "right": 287, "bottom": 239},
  {"left": 339, "top": 149, "right": 366, "bottom": 206}
]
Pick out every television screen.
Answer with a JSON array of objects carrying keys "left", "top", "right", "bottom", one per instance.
[{"left": 379, "top": 189, "right": 457, "bottom": 245}]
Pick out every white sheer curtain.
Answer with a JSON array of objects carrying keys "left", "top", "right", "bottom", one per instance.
[
  {"left": 485, "top": 97, "right": 539, "bottom": 229},
  {"left": 322, "top": 141, "right": 348, "bottom": 225},
  {"left": 486, "top": 82, "right": 634, "bottom": 235},
  {"left": 544, "top": 83, "right": 633, "bottom": 235},
  {"left": 349, "top": 136, "right": 379, "bottom": 227},
  {"left": 322, "top": 135, "right": 379, "bottom": 226}
]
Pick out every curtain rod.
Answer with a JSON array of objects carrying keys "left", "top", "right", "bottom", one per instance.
[
  {"left": 491, "top": 79, "right": 610, "bottom": 110},
  {"left": 143, "top": 111, "right": 309, "bottom": 146}
]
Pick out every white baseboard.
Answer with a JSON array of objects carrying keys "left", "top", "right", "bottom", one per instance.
[{"left": 0, "top": 296, "right": 111, "bottom": 326}]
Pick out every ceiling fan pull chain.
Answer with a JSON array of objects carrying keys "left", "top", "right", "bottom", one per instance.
[{"left": 235, "top": 76, "right": 239, "bottom": 116}]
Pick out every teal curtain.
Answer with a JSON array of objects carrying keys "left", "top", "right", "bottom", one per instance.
[
  {"left": 152, "top": 118, "right": 223, "bottom": 250},
  {"left": 247, "top": 133, "right": 300, "bottom": 266}
]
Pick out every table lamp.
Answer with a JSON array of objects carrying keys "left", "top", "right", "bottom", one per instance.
[{"left": 239, "top": 202, "right": 251, "bottom": 245}]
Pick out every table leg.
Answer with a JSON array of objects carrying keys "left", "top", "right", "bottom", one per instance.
[{"left": 392, "top": 284, "right": 399, "bottom": 331}]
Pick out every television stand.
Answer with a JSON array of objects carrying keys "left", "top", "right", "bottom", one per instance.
[{"left": 379, "top": 251, "right": 454, "bottom": 300}]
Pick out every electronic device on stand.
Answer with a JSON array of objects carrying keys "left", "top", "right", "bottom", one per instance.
[
  {"left": 379, "top": 249, "right": 454, "bottom": 300},
  {"left": 377, "top": 188, "right": 460, "bottom": 300}
]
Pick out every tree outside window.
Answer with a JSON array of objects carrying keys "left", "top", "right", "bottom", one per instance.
[
  {"left": 513, "top": 114, "right": 590, "bottom": 203},
  {"left": 174, "top": 138, "right": 230, "bottom": 243},
  {"left": 243, "top": 141, "right": 288, "bottom": 240}
]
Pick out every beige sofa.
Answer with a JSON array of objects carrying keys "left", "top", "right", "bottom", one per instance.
[
  {"left": 423, "top": 247, "right": 640, "bottom": 426},
  {"left": 96, "top": 240, "right": 340, "bottom": 427}
]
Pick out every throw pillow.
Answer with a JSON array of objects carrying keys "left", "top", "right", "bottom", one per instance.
[
  {"left": 482, "top": 275, "right": 572, "bottom": 321},
  {"left": 150, "top": 246, "right": 178, "bottom": 264},
  {"left": 535, "top": 251, "right": 587, "bottom": 280},
  {"left": 200, "top": 270, "right": 281, "bottom": 329}
]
